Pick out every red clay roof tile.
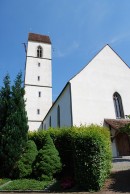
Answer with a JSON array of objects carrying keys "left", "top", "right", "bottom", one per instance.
[{"left": 28, "top": 33, "right": 51, "bottom": 44}]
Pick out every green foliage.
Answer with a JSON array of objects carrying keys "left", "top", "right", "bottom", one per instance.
[
  {"left": 0, "top": 74, "right": 11, "bottom": 176},
  {"left": 0, "top": 179, "right": 10, "bottom": 186},
  {"left": 70, "top": 125, "right": 112, "bottom": 191},
  {"left": 0, "top": 73, "right": 28, "bottom": 177},
  {"left": 0, "top": 74, "right": 11, "bottom": 130},
  {"left": 28, "top": 130, "right": 48, "bottom": 150},
  {"left": 119, "top": 124, "right": 130, "bottom": 135},
  {"left": 30, "top": 126, "right": 112, "bottom": 191},
  {"left": 13, "top": 140, "right": 38, "bottom": 178},
  {"left": 48, "top": 127, "right": 74, "bottom": 177},
  {"left": 0, "top": 179, "right": 52, "bottom": 190},
  {"left": 29, "top": 128, "right": 74, "bottom": 177},
  {"left": 33, "top": 134, "right": 62, "bottom": 181}
]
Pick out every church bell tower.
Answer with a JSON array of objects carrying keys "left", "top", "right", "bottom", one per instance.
[{"left": 24, "top": 33, "right": 52, "bottom": 131}]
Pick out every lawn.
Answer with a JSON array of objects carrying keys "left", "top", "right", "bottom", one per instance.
[
  {"left": 0, "top": 179, "right": 10, "bottom": 186},
  {"left": 0, "top": 179, "right": 52, "bottom": 190}
]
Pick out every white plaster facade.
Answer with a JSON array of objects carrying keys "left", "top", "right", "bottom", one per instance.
[
  {"left": 24, "top": 33, "right": 52, "bottom": 131},
  {"left": 42, "top": 45, "right": 130, "bottom": 157},
  {"left": 70, "top": 45, "right": 130, "bottom": 126},
  {"left": 43, "top": 45, "right": 130, "bottom": 127},
  {"left": 43, "top": 84, "right": 72, "bottom": 129}
]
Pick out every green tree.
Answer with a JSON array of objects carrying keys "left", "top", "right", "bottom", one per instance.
[
  {"left": 0, "top": 74, "right": 11, "bottom": 176},
  {"left": 33, "top": 134, "right": 62, "bottom": 181},
  {"left": 0, "top": 72, "right": 28, "bottom": 177}
]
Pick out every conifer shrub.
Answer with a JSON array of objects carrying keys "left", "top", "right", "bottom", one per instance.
[
  {"left": 13, "top": 140, "right": 38, "bottom": 178},
  {"left": 29, "top": 128, "right": 74, "bottom": 178},
  {"left": 28, "top": 130, "right": 47, "bottom": 150},
  {"left": 33, "top": 134, "right": 62, "bottom": 181}
]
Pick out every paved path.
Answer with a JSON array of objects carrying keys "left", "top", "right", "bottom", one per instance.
[
  {"left": 101, "top": 156, "right": 130, "bottom": 193},
  {"left": 112, "top": 156, "right": 130, "bottom": 171}
]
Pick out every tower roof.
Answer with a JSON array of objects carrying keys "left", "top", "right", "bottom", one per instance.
[{"left": 28, "top": 33, "right": 51, "bottom": 44}]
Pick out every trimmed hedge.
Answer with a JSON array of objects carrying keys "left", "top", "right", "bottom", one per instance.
[
  {"left": 29, "top": 125, "right": 112, "bottom": 191},
  {"left": 70, "top": 125, "right": 112, "bottom": 190}
]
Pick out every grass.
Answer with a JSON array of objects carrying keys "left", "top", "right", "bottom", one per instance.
[
  {"left": 0, "top": 179, "right": 52, "bottom": 190},
  {"left": 0, "top": 179, "right": 10, "bottom": 186}
]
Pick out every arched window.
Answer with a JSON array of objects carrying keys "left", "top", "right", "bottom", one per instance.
[
  {"left": 57, "top": 105, "right": 60, "bottom": 128},
  {"left": 49, "top": 116, "right": 51, "bottom": 127},
  {"left": 113, "top": 92, "right": 124, "bottom": 118},
  {"left": 37, "top": 46, "right": 42, "bottom": 58}
]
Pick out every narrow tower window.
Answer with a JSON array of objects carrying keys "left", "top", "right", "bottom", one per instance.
[
  {"left": 113, "top": 92, "right": 124, "bottom": 118},
  {"left": 57, "top": 105, "right": 60, "bottom": 128},
  {"left": 37, "top": 109, "right": 40, "bottom": 115},
  {"left": 37, "top": 46, "right": 43, "bottom": 58},
  {"left": 38, "top": 76, "right": 40, "bottom": 81},
  {"left": 38, "top": 62, "right": 40, "bottom": 67},
  {"left": 38, "top": 91, "right": 41, "bottom": 97}
]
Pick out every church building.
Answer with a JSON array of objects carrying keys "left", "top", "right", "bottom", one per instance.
[{"left": 25, "top": 33, "right": 130, "bottom": 157}]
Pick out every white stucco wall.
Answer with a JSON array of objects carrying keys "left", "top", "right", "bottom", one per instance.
[
  {"left": 70, "top": 45, "right": 130, "bottom": 126},
  {"left": 27, "top": 41, "right": 51, "bottom": 59},
  {"left": 28, "top": 121, "right": 43, "bottom": 131},
  {"left": 25, "top": 57, "right": 52, "bottom": 87},
  {"left": 25, "top": 86, "right": 52, "bottom": 118},
  {"left": 24, "top": 40, "right": 52, "bottom": 131},
  {"left": 43, "top": 84, "right": 72, "bottom": 129}
]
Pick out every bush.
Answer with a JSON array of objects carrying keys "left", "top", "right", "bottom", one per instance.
[
  {"left": 13, "top": 140, "right": 38, "bottom": 178},
  {"left": 29, "top": 128, "right": 74, "bottom": 178},
  {"left": 33, "top": 134, "right": 62, "bottom": 181},
  {"left": 48, "top": 127, "right": 74, "bottom": 178},
  {"left": 29, "top": 125, "right": 112, "bottom": 191},
  {"left": 70, "top": 125, "right": 112, "bottom": 191},
  {"left": 28, "top": 130, "right": 47, "bottom": 150}
]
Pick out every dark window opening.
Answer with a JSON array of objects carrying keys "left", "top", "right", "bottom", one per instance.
[
  {"left": 57, "top": 105, "right": 60, "bottom": 128},
  {"left": 37, "top": 109, "right": 40, "bottom": 114},
  {"left": 49, "top": 116, "right": 51, "bottom": 127},
  {"left": 113, "top": 92, "right": 124, "bottom": 118},
  {"left": 37, "top": 46, "right": 43, "bottom": 58},
  {"left": 38, "top": 91, "right": 41, "bottom": 97}
]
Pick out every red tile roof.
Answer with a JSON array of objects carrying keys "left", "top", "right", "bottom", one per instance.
[
  {"left": 104, "top": 119, "right": 130, "bottom": 130},
  {"left": 28, "top": 33, "right": 51, "bottom": 44}
]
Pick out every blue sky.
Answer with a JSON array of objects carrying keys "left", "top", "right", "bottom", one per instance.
[{"left": 1, "top": 0, "right": 130, "bottom": 100}]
